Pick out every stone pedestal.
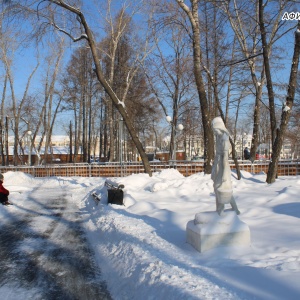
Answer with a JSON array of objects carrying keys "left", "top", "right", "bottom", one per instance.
[{"left": 186, "top": 211, "right": 250, "bottom": 252}]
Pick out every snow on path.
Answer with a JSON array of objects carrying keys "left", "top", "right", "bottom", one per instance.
[
  {"left": 0, "top": 178, "right": 111, "bottom": 300},
  {"left": 78, "top": 171, "right": 300, "bottom": 300},
  {"left": 83, "top": 204, "right": 243, "bottom": 300},
  {"left": 2, "top": 171, "right": 300, "bottom": 300}
]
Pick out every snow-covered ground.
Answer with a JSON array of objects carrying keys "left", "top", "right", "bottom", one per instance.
[{"left": 1, "top": 169, "right": 300, "bottom": 299}]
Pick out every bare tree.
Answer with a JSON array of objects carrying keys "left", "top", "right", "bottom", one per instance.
[
  {"left": 61, "top": 46, "right": 99, "bottom": 163},
  {"left": 220, "top": 0, "right": 297, "bottom": 165},
  {"left": 2, "top": 0, "right": 153, "bottom": 172},
  {"left": 0, "top": 22, "right": 39, "bottom": 165},
  {"left": 0, "top": 74, "right": 8, "bottom": 165},
  {"left": 176, "top": 0, "right": 214, "bottom": 174},
  {"left": 41, "top": 40, "right": 65, "bottom": 164},
  {"left": 264, "top": 11, "right": 300, "bottom": 183},
  {"left": 200, "top": 1, "right": 242, "bottom": 178},
  {"left": 34, "top": 0, "right": 153, "bottom": 175},
  {"left": 98, "top": 2, "right": 155, "bottom": 162},
  {"left": 100, "top": 5, "right": 131, "bottom": 162},
  {"left": 147, "top": 4, "right": 196, "bottom": 161},
  {"left": 219, "top": 0, "right": 266, "bottom": 162},
  {"left": 288, "top": 75, "right": 300, "bottom": 158}
]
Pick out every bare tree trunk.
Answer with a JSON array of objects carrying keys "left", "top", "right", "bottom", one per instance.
[
  {"left": 69, "top": 121, "right": 73, "bottom": 163},
  {"left": 43, "top": 45, "right": 64, "bottom": 164},
  {"left": 3, "top": 53, "right": 39, "bottom": 165},
  {"left": 0, "top": 75, "right": 7, "bottom": 165},
  {"left": 99, "top": 99, "right": 104, "bottom": 160},
  {"left": 82, "top": 93, "right": 87, "bottom": 162},
  {"left": 0, "top": 121, "right": 4, "bottom": 166},
  {"left": 108, "top": 101, "right": 115, "bottom": 161},
  {"left": 5, "top": 116, "right": 9, "bottom": 165},
  {"left": 221, "top": 0, "right": 264, "bottom": 162},
  {"left": 88, "top": 92, "right": 92, "bottom": 164},
  {"left": 225, "top": 38, "right": 237, "bottom": 124},
  {"left": 266, "top": 22, "right": 300, "bottom": 183},
  {"left": 176, "top": 0, "right": 214, "bottom": 174},
  {"left": 76, "top": 99, "right": 82, "bottom": 162},
  {"left": 32, "top": 92, "right": 48, "bottom": 165},
  {"left": 258, "top": 0, "right": 276, "bottom": 146},
  {"left": 250, "top": 75, "right": 264, "bottom": 161}
]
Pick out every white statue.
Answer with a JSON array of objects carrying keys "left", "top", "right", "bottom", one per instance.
[{"left": 211, "top": 117, "right": 240, "bottom": 216}]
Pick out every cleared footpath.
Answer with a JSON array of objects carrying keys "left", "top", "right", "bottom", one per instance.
[{"left": 0, "top": 185, "right": 112, "bottom": 300}]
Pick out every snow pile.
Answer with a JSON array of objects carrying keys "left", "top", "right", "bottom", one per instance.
[{"left": 1, "top": 169, "right": 300, "bottom": 299}]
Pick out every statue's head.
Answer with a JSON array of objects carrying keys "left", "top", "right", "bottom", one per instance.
[{"left": 212, "top": 117, "right": 227, "bottom": 132}]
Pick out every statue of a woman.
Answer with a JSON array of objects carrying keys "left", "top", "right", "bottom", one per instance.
[{"left": 211, "top": 117, "right": 240, "bottom": 216}]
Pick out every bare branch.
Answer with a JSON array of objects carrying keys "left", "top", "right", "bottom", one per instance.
[
  {"left": 49, "top": 21, "right": 87, "bottom": 42},
  {"left": 219, "top": 52, "right": 263, "bottom": 67}
]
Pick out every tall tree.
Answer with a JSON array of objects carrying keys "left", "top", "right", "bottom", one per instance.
[
  {"left": 37, "top": 0, "right": 153, "bottom": 175},
  {"left": 61, "top": 46, "right": 99, "bottom": 163},
  {"left": 221, "top": 0, "right": 297, "bottom": 164},
  {"left": 0, "top": 22, "right": 39, "bottom": 165},
  {"left": 0, "top": 74, "right": 8, "bottom": 165},
  {"left": 219, "top": 0, "right": 266, "bottom": 162},
  {"left": 200, "top": 1, "right": 242, "bottom": 178},
  {"left": 176, "top": 0, "right": 214, "bottom": 174},
  {"left": 264, "top": 9, "right": 300, "bottom": 184},
  {"left": 147, "top": 3, "right": 196, "bottom": 161},
  {"left": 42, "top": 40, "right": 65, "bottom": 164},
  {"left": 99, "top": 3, "right": 155, "bottom": 162}
]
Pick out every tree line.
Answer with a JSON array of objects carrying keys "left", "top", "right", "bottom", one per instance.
[{"left": 0, "top": 0, "right": 299, "bottom": 183}]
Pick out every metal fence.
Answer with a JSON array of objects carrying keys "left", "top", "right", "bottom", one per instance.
[
  {"left": 236, "top": 160, "right": 300, "bottom": 176},
  {"left": 0, "top": 160, "right": 299, "bottom": 178}
]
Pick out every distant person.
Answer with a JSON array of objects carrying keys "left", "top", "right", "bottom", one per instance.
[
  {"left": 244, "top": 147, "right": 250, "bottom": 160},
  {"left": 0, "top": 173, "right": 11, "bottom": 206}
]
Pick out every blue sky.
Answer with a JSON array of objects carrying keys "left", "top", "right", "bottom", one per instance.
[{"left": 1, "top": 2, "right": 299, "bottom": 135}]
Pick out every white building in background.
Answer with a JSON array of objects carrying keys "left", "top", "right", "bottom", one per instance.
[
  {"left": 8, "top": 135, "right": 70, "bottom": 147},
  {"left": 184, "top": 134, "right": 203, "bottom": 159},
  {"left": 7, "top": 134, "right": 296, "bottom": 160},
  {"left": 49, "top": 135, "right": 70, "bottom": 147},
  {"left": 7, "top": 135, "right": 71, "bottom": 156},
  {"left": 165, "top": 132, "right": 295, "bottom": 161}
]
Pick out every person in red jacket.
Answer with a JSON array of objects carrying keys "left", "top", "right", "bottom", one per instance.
[{"left": 0, "top": 173, "right": 11, "bottom": 205}]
